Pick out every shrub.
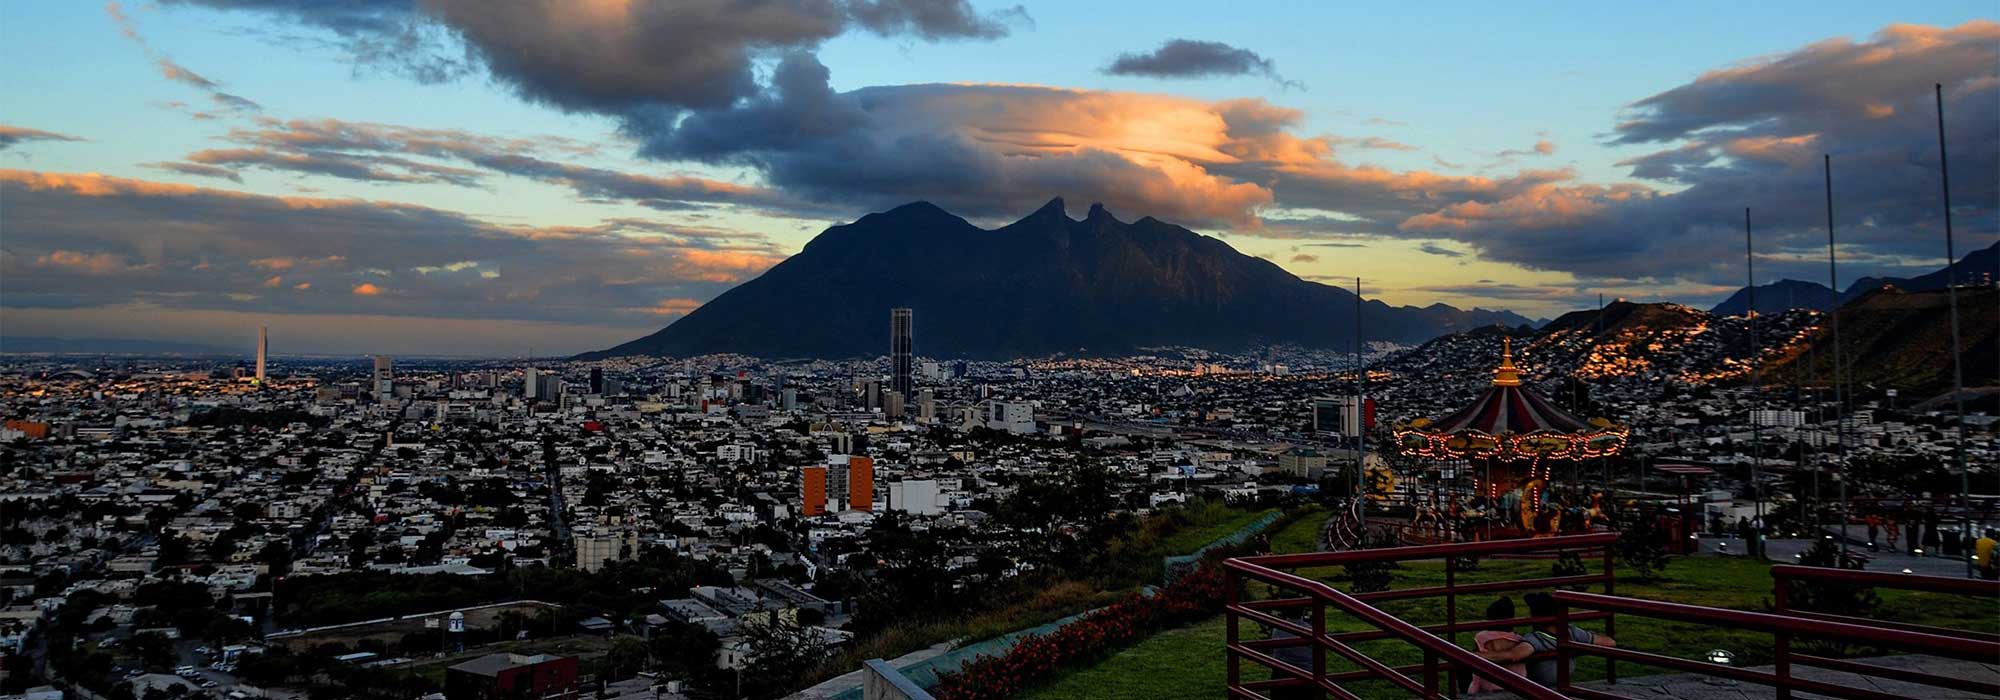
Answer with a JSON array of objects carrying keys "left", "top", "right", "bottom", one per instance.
[
  {"left": 1614, "top": 509, "right": 1672, "bottom": 581},
  {"left": 930, "top": 563, "right": 1229, "bottom": 700}
]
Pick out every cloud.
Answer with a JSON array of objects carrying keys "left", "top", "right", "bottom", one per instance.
[
  {"left": 1289, "top": 253, "right": 1319, "bottom": 263},
  {"left": 0, "top": 169, "right": 785, "bottom": 329},
  {"left": 180, "top": 117, "right": 812, "bottom": 214},
  {"left": 1496, "top": 139, "right": 1556, "bottom": 157},
  {"left": 0, "top": 125, "right": 85, "bottom": 150},
  {"left": 107, "top": 2, "right": 262, "bottom": 112},
  {"left": 144, "top": 161, "right": 244, "bottom": 182},
  {"left": 843, "top": 0, "right": 1029, "bottom": 40},
  {"left": 1417, "top": 242, "right": 1466, "bottom": 258},
  {"left": 1400, "top": 21, "right": 2000, "bottom": 286},
  {"left": 1103, "top": 39, "right": 1301, "bottom": 89},
  {"left": 163, "top": 0, "right": 1024, "bottom": 113}
]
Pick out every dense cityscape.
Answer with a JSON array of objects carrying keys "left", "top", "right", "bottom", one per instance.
[
  {"left": 2, "top": 294, "right": 1992, "bottom": 699},
  {"left": 5, "top": 2, "right": 1998, "bottom": 699}
]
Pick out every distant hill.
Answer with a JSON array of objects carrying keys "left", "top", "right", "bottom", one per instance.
[
  {"left": 1386, "top": 286, "right": 1996, "bottom": 397},
  {"left": 0, "top": 336, "right": 235, "bottom": 355},
  {"left": 1705, "top": 241, "right": 1997, "bottom": 316},
  {"left": 1840, "top": 240, "right": 1998, "bottom": 303},
  {"left": 1766, "top": 285, "right": 1998, "bottom": 392},
  {"left": 581, "top": 198, "right": 1534, "bottom": 360},
  {"left": 1710, "top": 279, "right": 1838, "bottom": 316}
]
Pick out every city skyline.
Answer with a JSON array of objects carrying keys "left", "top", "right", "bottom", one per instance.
[{"left": 1, "top": 2, "right": 1996, "bottom": 356}]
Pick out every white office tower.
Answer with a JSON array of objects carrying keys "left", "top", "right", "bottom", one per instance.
[{"left": 255, "top": 326, "right": 267, "bottom": 384}]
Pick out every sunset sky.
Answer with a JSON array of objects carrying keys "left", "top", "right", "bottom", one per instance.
[{"left": 2, "top": 1, "right": 1995, "bottom": 356}]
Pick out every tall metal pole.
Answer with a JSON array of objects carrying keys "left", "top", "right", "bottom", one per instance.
[
  {"left": 1746, "top": 207, "right": 1765, "bottom": 560},
  {"left": 1355, "top": 277, "right": 1366, "bottom": 502},
  {"left": 1826, "top": 154, "right": 1850, "bottom": 559},
  {"left": 1934, "top": 83, "right": 1972, "bottom": 577}
]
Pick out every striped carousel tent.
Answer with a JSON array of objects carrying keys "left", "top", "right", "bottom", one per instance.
[{"left": 1394, "top": 339, "right": 1627, "bottom": 461}]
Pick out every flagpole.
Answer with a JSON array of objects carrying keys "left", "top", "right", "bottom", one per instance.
[{"left": 1934, "top": 83, "right": 1971, "bottom": 576}]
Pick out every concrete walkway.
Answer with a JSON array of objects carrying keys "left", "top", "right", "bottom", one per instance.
[
  {"left": 1691, "top": 536, "right": 1983, "bottom": 579},
  {"left": 1577, "top": 653, "right": 1997, "bottom": 699}
]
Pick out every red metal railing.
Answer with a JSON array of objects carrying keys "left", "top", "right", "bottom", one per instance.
[
  {"left": 1225, "top": 535, "right": 2000, "bottom": 700},
  {"left": 1767, "top": 565, "right": 2000, "bottom": 699},
  {"left": 1223, "top": 533, "right": 1617, "bottom": 699}
]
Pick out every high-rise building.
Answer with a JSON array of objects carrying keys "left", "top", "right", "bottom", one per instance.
[
  {"left": 255, "top": 326, "right": 268, "bottom": 385},
  {"left": 800, "top": 465, "right": 828, "bottom": 517},
  {"left": 846, "top": 456, "right": 874, "bottom": 512},
  {"left": 373, "top": 355, "right": 394, "bottom": 397},
  {"left": 589, "top": 367, "right": 604, "bottom": 395},
  {"left": 1313, "top": 396, "right": 1376, "bottom": 437},
  {"left": 883, "top": 390, "right": 905, "bottom": 419},
  {"left": 890, "top": 308, "right": 914, "bottom": 397},
  {"left": 524, "top": 368, "right": 541, "bottom": 400}
]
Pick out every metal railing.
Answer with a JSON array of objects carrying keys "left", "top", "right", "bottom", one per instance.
[
  {"left": 1550, "top": 566, "right": 2000, "bottom": 700},
  {"left": 1223, "top": 533, "right": 1617, "bottom": 699}
]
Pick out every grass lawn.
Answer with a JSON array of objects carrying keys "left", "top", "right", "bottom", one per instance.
[
  {"left": 1153, "top": 504, "right": 1282, "bottom": 556},
  {"left": 1024, "top": 552, "right": 1997, "bottom": 700}
]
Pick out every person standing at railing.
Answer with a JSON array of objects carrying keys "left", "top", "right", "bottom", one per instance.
[
  {"left": 1466, "top": 597, "right": 1532, "bottom": 694},
  {"left": 1520, "top": 592, "right": 1615, "bottom": 687},
  {"left": 1264, "top": 615, "right": 1316, "bottom": 700},
  {"left": 1975, "top": 529, "right": 1998, "bottom": 580}
]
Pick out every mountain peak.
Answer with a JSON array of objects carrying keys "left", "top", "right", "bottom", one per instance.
[
  {"left": 581, "top": 198, "right": 1536, "bottom": 361},
  {"left": 1086, "top": 202, "right": 1116, "bottom": 222}
]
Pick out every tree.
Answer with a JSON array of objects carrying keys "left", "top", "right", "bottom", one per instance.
[
  {"left": 1614, "top": 507, "right": 1672, "bottom": 580},
  {"left": 739, "top": 618, "right": 829, "bottom": 698}
]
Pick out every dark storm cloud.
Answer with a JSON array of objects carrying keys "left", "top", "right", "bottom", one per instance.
[
  {"left": 0, "top": 169, "right": 782, "bottom": 325},
  {"left": 166, "top": 0, "right": 1024, "bottom": 113},
  {"left": 0, "top": 125, "right": 84, "bottom": 150},
  {"left": 1104, "top": 39, "right": 1300, "bottom": 88}
]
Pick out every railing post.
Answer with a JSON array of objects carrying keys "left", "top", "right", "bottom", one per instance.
[
  {"left": 1446, "top": 552, "right": 1459, "bottom": 699},
  {"left": 1312, "top": 598, "right": 1328, "bottom": 700},
  {"left": 1602, "top": 541, "right": 1616, "bottom": 685},
  {"left": 1773, "top": 569, "right": 1791, "bottom": 700},
  {"left": 1227, "top": 568, "right": 1240, "bottom": 693},
  {"left": 1425, "top": 648, "right": 1439, "bottom": 699},
  {"left": 1555, "top": 597, "right": 1574, "bottom": 692}
]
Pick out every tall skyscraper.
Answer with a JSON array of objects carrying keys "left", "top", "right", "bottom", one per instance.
[
  {"left": 846, "top": 456, "right": 874, "bottom": 512},
  {"left": 890, "top": 308, "right": 914, "bottom": 397},
  {"left": 254, "top": 326, "right": 267, "bottom": 385},
  {"left": 589, "top": 367, "right": 604, "bottom": 395},
  {"left": 373, "top": 355, "right": 394, "bottom": 397}
]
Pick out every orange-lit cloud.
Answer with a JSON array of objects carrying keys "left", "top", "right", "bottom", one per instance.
[{"left": 352, "top": 282, "right": 384, "bottom": 296}]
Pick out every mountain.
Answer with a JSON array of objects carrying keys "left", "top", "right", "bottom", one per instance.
[
  {"left": 1840, "top": 240, "right": 1998, "bottom": 303},
  {"left": 0, "top": 336, "right": 235, "bottom": 355},
  {"left": 1710, "top": 279, "right": 1838, "bottom": 316},
  {"left": 1767, "top": 285, "right": 1998, "bottom": 391},
  {"left": 582, "top": 199, "right": 1534, "bottom": 360}
]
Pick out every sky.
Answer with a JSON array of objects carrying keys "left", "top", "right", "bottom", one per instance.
[{"left": 1, "top": 0, "right": 1995, "bottom": 356}]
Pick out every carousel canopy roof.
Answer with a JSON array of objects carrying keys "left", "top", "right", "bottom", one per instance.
[{"left": 1396, "top": 339, "right": 1628, "bottom": 461}]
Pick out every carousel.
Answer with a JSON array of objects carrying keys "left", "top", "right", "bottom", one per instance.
[{"left": 1392, "top": 339, "right": 1630, "bottom": 540}]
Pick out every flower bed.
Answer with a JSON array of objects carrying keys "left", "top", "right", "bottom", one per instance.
[{"left": 930, "top": 563, "right": 1229, "bottom": 700}]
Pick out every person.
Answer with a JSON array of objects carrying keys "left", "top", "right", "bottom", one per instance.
[
  {"left": 1467, "top": 597, "right": 1531, "bottom": 694},
  {"left": 1265, "top": 614, "right": 1315, "bottom": 700},
  {"left": 1867, "top": 514, "right": 1882, "bottom": 551},
  {"left": 1975, "top": 529, "right": 1998, "bottom": 581},
  {"left": 1520, "top": 592, "right": 1615, "bottom": 687}
]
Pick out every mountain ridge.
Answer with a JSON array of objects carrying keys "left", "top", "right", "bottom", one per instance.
[{"left": 580, "top": 198, "right": 1536, "bottom": 360}]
